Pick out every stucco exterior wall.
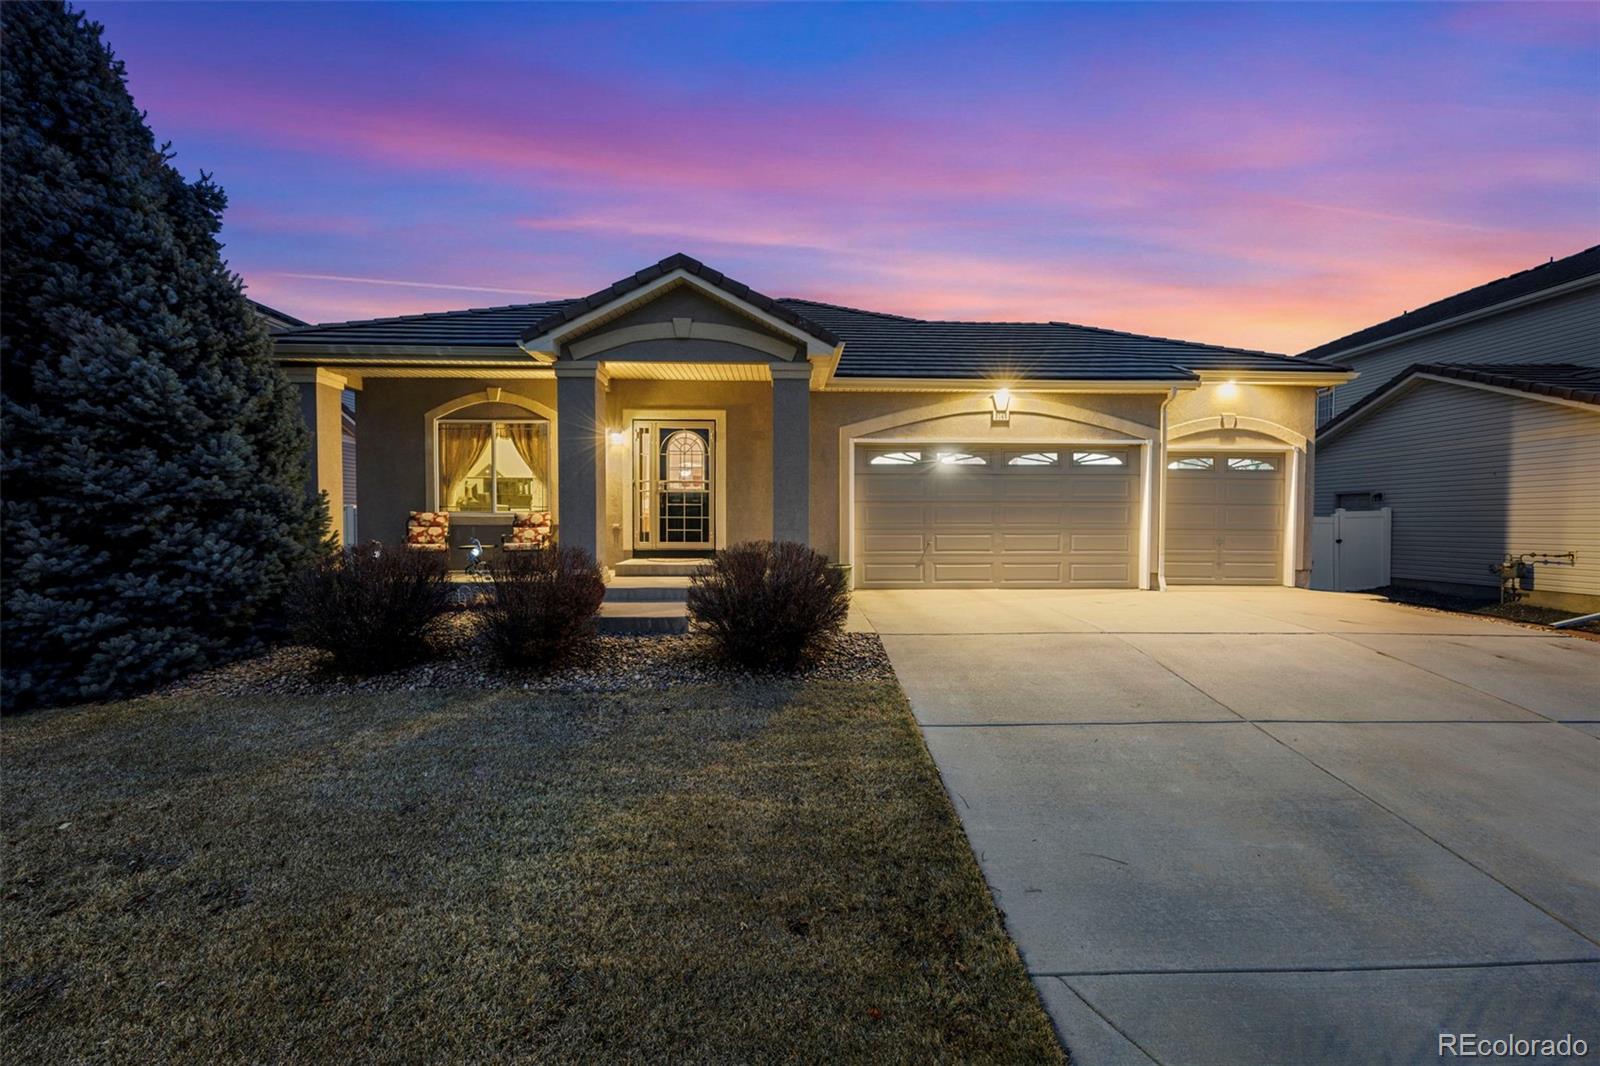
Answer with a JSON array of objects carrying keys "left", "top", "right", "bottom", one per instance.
[
  {"left": 347, "top": 372, "right": 1326, "bottom": 586},
  {"left": 354, "top": 377, "right": 558, "bottom": 553},
  {"left": 1168, "top": 383, "right": 1318, "bottom": 441}
]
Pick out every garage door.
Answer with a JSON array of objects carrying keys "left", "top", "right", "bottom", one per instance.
[
  {"left": 1164, "top": 452, "right": 1284, "bottom": 584},
  {"left": 854, "top": 445, "right": 1140, "bottom": 588}
]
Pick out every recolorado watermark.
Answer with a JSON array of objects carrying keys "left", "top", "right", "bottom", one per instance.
[{"left": 1439, "top": 1032, "right": 1588, "bottom": 1058}]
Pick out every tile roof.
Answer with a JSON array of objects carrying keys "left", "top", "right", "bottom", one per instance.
[
  {"left": 1300, "top": 244, "right": 1600, "bottom": 361},
  {"left": 785, "top": 299, "right": 1335, "bottom": 381},
  {"left": 249, "top": 299, "right": 307, "bottom": 330},
  {"left": 520, "top": 253, "right": 840, "bottom": 346},
  {"left": 273, "top": 255, "right": 1344, "bottom": 381},
  {"left": 273, "top": 300, "right": 580, "bottom": 351},
  {"left": 1321, "top": 362, "right": 1600, "bottom": 436}
]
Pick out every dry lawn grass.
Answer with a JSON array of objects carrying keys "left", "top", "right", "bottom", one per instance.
[{"left": 2, "top": 680, "right": 1063, "bottom": 1064}]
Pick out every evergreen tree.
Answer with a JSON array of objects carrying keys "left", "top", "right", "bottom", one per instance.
[{"left": 1, "top": 1, "right": 327, "bottom": 710}]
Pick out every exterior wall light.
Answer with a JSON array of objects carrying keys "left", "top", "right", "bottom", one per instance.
[
  {"left": 1217, "top": 379, "right": 1240, "bottom": 400},
  {"left": 991, "top": 388, "right": 1012, "bottom": 424},
  {"left": 608, "top": 429, "right": 626, "bottom": 446}
]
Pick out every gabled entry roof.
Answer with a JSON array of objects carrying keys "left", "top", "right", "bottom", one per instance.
[
  {"left": 519, "top": 253, "right": 839, "bottom": 347},
  {"left": 270, "top": 252, "right": 1350, "bottom": 382}
]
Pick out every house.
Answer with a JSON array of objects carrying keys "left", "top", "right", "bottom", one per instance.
[
  {"left": 1305, "top": 245, "right": 1600, "bottom": 610},
  {"left": 270, "top": 253, "right": 1353, "bottom": 590},
  {"left": 253, "top": 297, "right": 360, "bottom": 542},
  {"left": 249, "top": 298, "right": 308, "bottom": 332}
]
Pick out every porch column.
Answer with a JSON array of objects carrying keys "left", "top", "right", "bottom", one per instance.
[
  {"left": 770, "top": 362, "right": 812, "bottom": 544},
  {"left": 555, "top": 362, "right": 606, "bottom": 561},
  {"left": 289, "top": 368, "right": 346, "bottom": 544}
]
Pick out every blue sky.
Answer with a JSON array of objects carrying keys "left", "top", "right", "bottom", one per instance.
[{"left": 84, "top": 1, "right": 1600, "bottom": 350}]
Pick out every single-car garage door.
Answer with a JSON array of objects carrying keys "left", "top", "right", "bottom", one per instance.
[
  {"left": 854, "top": 445, "right": 1140, "bottom": 588},
  {"left": 1164, "top": 452, "right": 1285, "bottom": 584}
]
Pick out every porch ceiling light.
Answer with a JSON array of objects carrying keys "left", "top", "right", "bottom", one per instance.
[{"left": 990, "top": 387, "right": 1012, "bottom": 423}]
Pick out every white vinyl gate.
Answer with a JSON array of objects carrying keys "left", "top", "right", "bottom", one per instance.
[{"left": 1311, "top": 508, "right": 1391, "bottom": 592}]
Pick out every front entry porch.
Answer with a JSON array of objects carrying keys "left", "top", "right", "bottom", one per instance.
[{"left": 555, "top": 360, "right": 814, "bottom": 569}]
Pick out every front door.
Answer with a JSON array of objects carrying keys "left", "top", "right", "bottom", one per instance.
[{"left": 632, "top": 420, "right": 716, "bottom": 551}]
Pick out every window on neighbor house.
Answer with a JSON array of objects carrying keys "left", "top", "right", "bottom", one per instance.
[
  {"left": 438, "top": 419, "right": 550, "bottom": 513},
  {"left": 1336, "top": 491, "right": 1379, "bottom": 511}
]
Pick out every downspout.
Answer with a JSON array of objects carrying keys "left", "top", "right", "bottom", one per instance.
[{"left": 1154, "top": 386, "right": 1179, "bottom": 591}]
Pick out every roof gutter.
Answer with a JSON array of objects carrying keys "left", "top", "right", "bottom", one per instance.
[{"left": 820, "top": 377, "right": 1201, "bottom": 394}]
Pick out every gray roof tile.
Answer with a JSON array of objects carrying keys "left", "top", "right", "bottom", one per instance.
[
  {"left": 785, "top": 299, "right": 1335, "bottom": 381},
  {"left": 273, "top": 258, "right": 1344, "bottom": 381}
]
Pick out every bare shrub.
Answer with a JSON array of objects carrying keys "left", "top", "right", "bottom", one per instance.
[
  {"left": 290, "top": 543, "right": 452, "bottom": 674},
  {"left": 482, "top": 546, "right": 606, "bottom": 668},
  {"left": 687, "top": 541, "right": 849, "bottom": 670}
]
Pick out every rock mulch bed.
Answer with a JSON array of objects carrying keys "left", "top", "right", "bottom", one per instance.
[{"left": 162, "top": 612, "right": 894, "bottom": 699}]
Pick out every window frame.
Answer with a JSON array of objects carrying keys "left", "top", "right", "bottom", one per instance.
[
  {"left": 1167, "top": 456, "right": 1214, "bottom": 471},
  {"left": 1226, "top": 456, "right": 1278, "bottom": 472},
  {"left": 436, "top": 416, "right": 551, "bottom": 515},
  {"left": 1071, "top": 450, "right": 1128, "bottom": 468}
]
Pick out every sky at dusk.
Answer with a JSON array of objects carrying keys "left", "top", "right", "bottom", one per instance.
[{"left": 84, "top": 1, "right": 1600, "bottom": 353}]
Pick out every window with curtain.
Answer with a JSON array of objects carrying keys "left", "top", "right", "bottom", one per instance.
[{"left": 437, "top": 419, "right": 550, "bottom": 512}]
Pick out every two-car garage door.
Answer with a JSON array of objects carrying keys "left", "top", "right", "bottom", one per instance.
[
  {"left": 854, "top": 445, "right": 1140, "bottom": 588},
  {"left": 853, "top": 444, "right": 1287, "bottom": 588}
]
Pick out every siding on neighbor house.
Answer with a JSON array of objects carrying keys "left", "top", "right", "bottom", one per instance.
[
  {"left": 1317, "top": 286, "right": 1600, "bottom": 424},
  {"left": 1315, "top": 379, "right": 1600, "bottom": 601}
]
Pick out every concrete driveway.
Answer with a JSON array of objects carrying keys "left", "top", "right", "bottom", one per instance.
[{"left": 855, "top": 587, "right": 1600, "bottom": 1065}]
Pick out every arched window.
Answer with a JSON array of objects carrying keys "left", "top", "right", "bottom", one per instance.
[{"left": 661, "top": 429, "right": 708, "bottom": 490}]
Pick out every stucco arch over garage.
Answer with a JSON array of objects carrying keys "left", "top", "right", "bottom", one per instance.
[{"left": 1168, "top": 414, "right": 1307, "bottom": 450}]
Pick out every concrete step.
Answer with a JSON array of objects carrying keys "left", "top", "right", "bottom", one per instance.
[
  {"left": 612, "top": 557, "right": 710, "bottom": 578},
  {"left": 597, "top": 601, "right": 690, "bottom": 636},
  {"left": 604, "top": 576, "right": 691, "bottom": 602}
]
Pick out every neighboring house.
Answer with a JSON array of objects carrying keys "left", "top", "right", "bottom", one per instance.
[
  {"left": 340, "top": 391, "right": 358, "bottom": 542},
  {"left": 1305, "top": 245, "right": 1600, "bottom": 610},
  {"left": 249, "top": 299, "right": 308, "bottom": 333},
  {"left": 271, "top": 253, "right": 1352, "bottom": 589}
]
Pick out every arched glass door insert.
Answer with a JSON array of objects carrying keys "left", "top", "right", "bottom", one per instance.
[{"left": 632, "top": 420, "right": 715, "bottom": 549}]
